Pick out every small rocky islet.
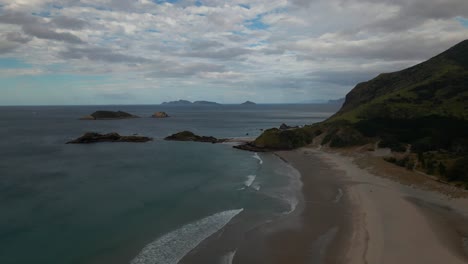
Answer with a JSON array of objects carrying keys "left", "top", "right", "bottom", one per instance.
[
  {"left": 80, "top": 111, "right": 139, "bottom": 120},
  {"left": 80, "top": 110, "right": 171, "bottom": 120},
  {"left": 67, "top": 132, "right": 152, "bottom": 144},
  {"left": 152, "top": 111, "right": 169, "bottom": 118}
]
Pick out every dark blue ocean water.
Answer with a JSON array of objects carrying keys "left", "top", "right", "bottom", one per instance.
[{"left": 0, "top": 104, "right": 338, "bottom": 264}]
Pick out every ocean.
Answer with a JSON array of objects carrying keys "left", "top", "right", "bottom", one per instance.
[{"left": 0, "top": 104, "right": 338, "bottom": 264}]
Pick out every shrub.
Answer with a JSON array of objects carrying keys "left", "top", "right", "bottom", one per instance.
[
  {"left": 379, "top": 136, "right": 407, "bottom": 152},
  {"left": 253, "top": 127, "right": 314, "bottom": 150},
  {"left": 446, "top": 157, "right": 468, "bottom": 183}
]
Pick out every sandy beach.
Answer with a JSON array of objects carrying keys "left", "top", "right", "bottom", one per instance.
[{"left": 275, "top": 147, "right": 468, "bottom": 264}]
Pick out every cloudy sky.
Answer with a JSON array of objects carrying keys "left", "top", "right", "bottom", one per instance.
[{"left": 0, "top": 0, "right": 467, "bottom": 105}]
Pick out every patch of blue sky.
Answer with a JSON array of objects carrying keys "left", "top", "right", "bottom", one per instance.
[
  {"left": 239, "top": 4, "right": 250, "bottom": 9},
  {"left": 248, "top": 40, "right": 268, "bottom": 47},
  {"left": 51, "top": 4, "right": 63, "bottom": 9},
  {"left": 101, "top": 36, "right": 121, "bottom": 42},
  {"left": 195, "top": 0, "right": 202, "bottom": 7},
  {"left": 231, "top": 30, "right": 247, "bottom": 36},
  {"left": 145, "top": 29, "right": 160, "bottom": 33},
  {"left": 153, "top": 0, "right": 179, "bottom": 5},
  {"left": 456, "top": 17, "right": 468, "bottom": 27},
  {"left": 0, "top": 58, "right": 32, "bottom": 69},
  {"left": 94, "top": 6, "right": 112, "bottom": 11},
  {"left": 32, "top": 11, "right": 51, "bottom": 17},
  {"left": 245, "top": 15, "right": 269, "bottom": 30}
]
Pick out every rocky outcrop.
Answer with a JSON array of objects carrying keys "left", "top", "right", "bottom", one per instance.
[
  {"left": 233, "top": 143, "right": 271, "bottom": 152},
  {"left": 79, "top": 115, "right": 95, "bottom": 120},
  {"left": 279, "top": 123, "right": 299, "bottom": 130},
  {"left": 152, "top": 112, "right": 169, "bottom": 118},
  {"left": 164, "top": 131, "right": 227, "bottom": 143},
  {"left": 80, "top": 111, "right": 139, "bottom": 120},
  {"left": 67, "top": 132, "right": 152, "bottom": 144},
  {"left": 241, "top": 101, "right": 256, "bottom": 105}
]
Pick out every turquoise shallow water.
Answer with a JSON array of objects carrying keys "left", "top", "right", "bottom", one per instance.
[{"left": 0, "top": 104, "right": 338, "bottom": 264}]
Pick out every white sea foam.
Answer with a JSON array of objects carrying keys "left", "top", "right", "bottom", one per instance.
[
  {"left": 252, "top": 183, "right": 261, "bottom": 191},
  {"left": 277, "top": 162, "right": 303, "bottom": 214},
  {"left": 219, "top": 250, "right": 237, "bottom": 264},
  {"left": 334, "top": 188, "right": 343, "bottom": 203},
  {"left": 130, "top": 209, "right": 243, "bottom": 264},
  {"left": 252, "top": 153, "right": 263, "bottom": 165},
  {"left": 244, "top": 175, "right": 256, "bottom": 187}
]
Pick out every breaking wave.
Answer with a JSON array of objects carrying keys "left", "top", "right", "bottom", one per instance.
[{"left": 130, "top": 209, "right": 243, "bottom": 264}]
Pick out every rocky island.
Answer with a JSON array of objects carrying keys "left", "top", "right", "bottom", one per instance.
[
  {"left": 67, "top": 132, "right": 152, "bottom": 144},
  {"left": 165, "top": 131, "right": 227, "bottom": 143},
  {"left": 152, "top": 111, "right": 169, "bottom": 118},
  {"left": 241, "top": 101, "right": 256, "bottom": 105},
  {"left": 80, "top": 111, "right": 139, "bottom": 120}
]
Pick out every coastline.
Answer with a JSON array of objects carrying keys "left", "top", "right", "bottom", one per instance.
[{"left": 275, "top": 147, "right": 468, "bottom": 264}]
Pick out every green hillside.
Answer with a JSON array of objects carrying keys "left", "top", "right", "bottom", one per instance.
[{"left": 331, "top": 39, "right": 468, "bottom": 122}]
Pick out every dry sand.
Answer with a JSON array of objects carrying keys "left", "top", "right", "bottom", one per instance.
[{"left": 276, "top": 147, "right": 468, "bottom": 264}]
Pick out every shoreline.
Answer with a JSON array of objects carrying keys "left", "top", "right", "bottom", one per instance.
[{"left": 275, "top": 147, "right": 468, "bottom": 264}]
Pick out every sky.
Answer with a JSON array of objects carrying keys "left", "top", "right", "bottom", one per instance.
[{"left": 0, "top": 0, "right": 467, "bottom": 105}]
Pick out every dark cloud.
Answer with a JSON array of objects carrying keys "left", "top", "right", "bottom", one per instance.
[
  {"left": 344, "top": 0, "right": 468, "bottom": 33},
  {"left": 293, "top": 35, "right": 465, "bottom": 61},
  {"left": 189, "top": 40, "right": 224, "bottom": 51},
  {"left": 225, "top": 34, "right": 246, "bottom": 42},
  {"left": 59, "top": 46, "right": 152, "bottom": 63},
  {"left": 22, "top": 24, "right": 84, "bottom": 44},
  {"left": 0, "top": 12, "right": 85, "bottom": 44},
  {"left": 51, "top": 16, "right": 88, "bottom": 30},
  {"left": 261, "top": 48, "right": 285, "bottom": 55},
  {"left": 182, "top": 47, "right": 252, "bottom": 59},
  {"left": 289, "top": 0, "right": 315, "bottom": 8},
  {"left": 0, "top": 41, "right": 18, "bottom": 54},
  {"left": 4, "top": 32, "right": 32, "bottom": 44},
  {"left": 0, "top": 12, "right": 41, "bottom": 25},
  {"left": 308, "top": 70, "right": 381, "bottom": 86}
]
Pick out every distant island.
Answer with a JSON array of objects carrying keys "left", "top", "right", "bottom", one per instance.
[
  {"left": 161, "top": 100, "right": 220, "bottom": 105},
  {"left": 80, "top": 111, "right": 139, "bottom": 120},
  {"left": 241, "top": 101, "right": 256, "bottom": 105},
  {"left": 161, "top": 99, "right": 192, "bottom": 105}
]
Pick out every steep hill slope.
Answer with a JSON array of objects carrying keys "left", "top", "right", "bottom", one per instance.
[{"left": 332, "top": 39, "right": 468, "bottom": 122}]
